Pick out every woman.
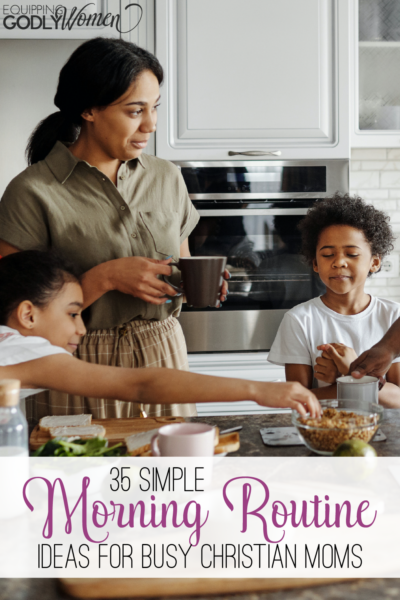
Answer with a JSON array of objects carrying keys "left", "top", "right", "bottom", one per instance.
[{"left": 0, "top": 37, "right": 227, "bottom": 424}]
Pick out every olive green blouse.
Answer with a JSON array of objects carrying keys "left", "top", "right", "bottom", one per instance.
[{"left": 0, "top": 142, "right": 199, "bottom": 329}]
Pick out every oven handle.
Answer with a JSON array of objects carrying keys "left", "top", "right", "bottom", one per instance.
[
  {"left": 228, "top": 150, "right": 282, "bottom": 157},
  {"left": 197, "top": 208, "right": 309, "bottom": 216}
]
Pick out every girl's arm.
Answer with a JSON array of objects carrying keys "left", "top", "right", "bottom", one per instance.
[
  {"left": 379, "top": 363, "right": 400, "bottom": 408},
  {"left": 285, "top": 363, "right": 338, "bottom": 400},
  {"left": 0, "top": 354, "right": 321, "bottom": 417}
]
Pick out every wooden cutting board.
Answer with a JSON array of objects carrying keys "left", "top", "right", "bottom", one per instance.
[
  {"left": 29, "top": 416, "right": 185, "bottom": 451},
  {"left": 60, "top": 577, "right": 355, "bottom": 598}
]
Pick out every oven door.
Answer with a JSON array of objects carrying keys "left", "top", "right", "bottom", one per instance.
[{"left": 179, "top": 207, "right": 325, "bottom": 353}]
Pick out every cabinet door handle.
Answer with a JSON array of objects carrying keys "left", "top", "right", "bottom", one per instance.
[{"left": 228, "top": 150, "right": 282, "bottom": 157}]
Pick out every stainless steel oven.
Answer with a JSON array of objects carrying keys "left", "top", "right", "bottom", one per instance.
[{"left": 177, "top": 160, "right": 349, "bottom": 353}]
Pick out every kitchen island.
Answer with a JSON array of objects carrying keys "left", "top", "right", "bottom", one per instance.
[
  {"left": 191, "top": 409, "right": 400, "bottom": 457},
  {"left": 3, "top": 411, "right": 400, "bottom": 600}
]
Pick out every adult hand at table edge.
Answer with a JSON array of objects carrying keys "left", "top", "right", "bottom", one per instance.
[
  {"left": 254, "top": 381, "right": 321, "bottom": 418},
  {"left": 350, "top": 344, "right": 395, "bottom": 379}
]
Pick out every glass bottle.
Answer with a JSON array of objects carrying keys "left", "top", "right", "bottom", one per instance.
[{"left": 0, "top": 379, "right": 28, "bottom": 457}]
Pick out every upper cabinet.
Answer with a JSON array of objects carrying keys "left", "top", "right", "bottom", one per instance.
[
  {"left": 351, "top": 0, "right": 400, "bottom": 147},
  {"left": 155, "top": 0, "right": 350, "bottom": 161},
  {"left": 120, "top": 0, "right": 154, "bottom": 51}
]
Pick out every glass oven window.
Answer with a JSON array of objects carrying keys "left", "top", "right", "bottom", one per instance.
[
  {"left": 181, "top": 166, "right": 326, "bottom": 194},
  {"left": 183, "top": 214, "right": 325, "bottom": 312}
]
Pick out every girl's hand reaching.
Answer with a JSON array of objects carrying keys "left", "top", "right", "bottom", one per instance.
[
  {"left": 253, "top": 381, "right": 321, "bottom": 417},
  {"left": 317, "top": 343, "right": 358, "bottom": 377}
]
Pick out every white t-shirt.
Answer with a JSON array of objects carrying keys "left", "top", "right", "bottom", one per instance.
[
  {"left": 268, "top": 296, "right": 400, "bottom": 387},
  {"left": 0, "top": 325, "right": 69, "bottom": 399}
]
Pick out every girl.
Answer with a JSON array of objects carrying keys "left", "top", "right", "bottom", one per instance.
[
  {"left": 0, "top": 37, "right": 228, "bottom": 422},
  {"left": 0, "top": 251, "right": 319, "bottom": 420}
]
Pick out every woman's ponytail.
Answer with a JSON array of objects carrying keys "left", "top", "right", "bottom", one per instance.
[{"left": 26, "top": 111, "right": 79, "bottom": 166}]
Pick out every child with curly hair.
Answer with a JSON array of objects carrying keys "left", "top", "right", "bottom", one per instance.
[{"left": 268, "top": 193, "right": 400, "bottom": 407}]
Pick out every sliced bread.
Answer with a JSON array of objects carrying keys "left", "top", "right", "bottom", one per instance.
[
  {"left": 125, "top": 429, "right": 160, "bottom": 456},
  {"left": 39, "top": 414, "right": 92, "bottom": 432},
  {"left": 49, "top": 424, "right": 106, "bottom": 440}
]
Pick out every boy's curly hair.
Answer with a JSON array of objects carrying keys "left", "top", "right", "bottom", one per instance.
[{"left": 298, "top": 193, "right": 395, "bottom": 273}]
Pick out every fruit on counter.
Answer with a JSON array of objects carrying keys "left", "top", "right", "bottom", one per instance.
[
  {"left": 333, "top": 439, "right": 377, "bottom": 457},
  {"left": 32, "top": 437, "right": 125, "bottom": 457}
]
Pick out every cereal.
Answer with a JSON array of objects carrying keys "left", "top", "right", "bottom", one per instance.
[{"left": 297, "top": 407, "right": 379, "bottom": 453}]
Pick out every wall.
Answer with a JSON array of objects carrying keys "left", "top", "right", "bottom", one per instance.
[
  {"left": 0, "top": 40, "right": 81, "bottom": 196},
  {"left": 350, "top": 148, "right": 400, "bottom": 302}
]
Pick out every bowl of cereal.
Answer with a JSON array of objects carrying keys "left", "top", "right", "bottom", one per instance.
[{"left": 292, "top": 399, "right": 384, "bottom": 456}]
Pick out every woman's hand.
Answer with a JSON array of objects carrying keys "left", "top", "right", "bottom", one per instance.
[
  {"left": 105, "top": 256, "right": 178, "bottom": 305},
  {"left": 253, "top": 381, "right": 321, "bottom": 417},
  {"left": 317, "top": 343, "right": 358, "bottom": 377}
]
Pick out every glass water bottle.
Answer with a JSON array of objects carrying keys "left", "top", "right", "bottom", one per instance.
[{"left": 0, "top": 379, "right": 28, "bottom": 457}]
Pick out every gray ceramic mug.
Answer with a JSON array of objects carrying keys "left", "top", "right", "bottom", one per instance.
[
  {"left": 163, "top": 256, "right": 228, "bottom": 308},
  {"left": 336, "top": 375, "right": 379, "bottom": 404}
]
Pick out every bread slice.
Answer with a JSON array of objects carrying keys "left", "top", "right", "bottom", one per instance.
[
  {"left": 39, "top": 414, "right": 92, "bottom": 432},
  {"left": 125, "top": 429, "right": 160, "bottom": 456},
  {"left": 49, "top": 424, "right": 106, "bottom": 440}
]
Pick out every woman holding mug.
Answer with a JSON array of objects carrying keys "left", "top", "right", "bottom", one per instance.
[{"left": 0, "top": 37, "right": 227, "bottom": 423}]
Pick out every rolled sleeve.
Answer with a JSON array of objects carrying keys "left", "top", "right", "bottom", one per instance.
[{"left": 0, "top": 181, "right": 49, "bottom": 250}]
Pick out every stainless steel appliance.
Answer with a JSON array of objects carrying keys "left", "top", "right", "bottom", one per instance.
[{"left": 177, "top": 159, "right": 349, "bottom": 353}]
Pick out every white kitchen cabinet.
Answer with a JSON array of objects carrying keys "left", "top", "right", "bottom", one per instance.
[
  {"left": 155, "top": 0, "right": 350, "bottom": 161},
  {"left": 188, "top": 353, "right": 287, "bottom": 416},
  {"left": 351, "top": 0, "right": 400, "bottom": 147},
  {"left": 120, "top": 0, "right": 154, "bottom": 50}
]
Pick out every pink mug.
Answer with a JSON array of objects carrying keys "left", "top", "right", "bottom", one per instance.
[{"left": 151, "top": 423, "right": 216, "bottom": 457}]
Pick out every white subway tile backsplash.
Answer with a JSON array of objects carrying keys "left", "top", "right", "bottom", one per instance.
[
  {"left": 350, "top": 172, "right": 380, "bottom": 189},
  {"left": 350, "top": 147, "right": 400, "bottom": 301},
  {"left": 380, "top": 172, "right": 400, "bottom": 188},
  {"left": 367, "top": 277, "right": 387, "bottom": 286},
  {"left": 378, "top": 287, "right": 400, "bottom": 297},
  {"left": 361, "top": 161, "right": 400, "bottom": 171},
  {"left": 351, "top": 149, "right": 387, "bottom": 160},
  {"left": 370, "top": 199, "right": 396, "bottom": 210},
  {"left": 351, "top": 189, "right": 389, "bottom": 199},
  {"left": 364, "top": 286, "right": 391, "bottom": 296},
  {"left": 389, "top": 223, "right": 400, "bottom": 234},
  {"left": 387, "top": 149, "right": 400, "bottom": 160}
]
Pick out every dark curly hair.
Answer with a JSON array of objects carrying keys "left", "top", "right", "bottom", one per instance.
[
  {"left": 298, "top": 193, "right": 395, "bottom": 275},
  {"left": 0, "top": 250, "right": 81, "bottom": 325}
]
